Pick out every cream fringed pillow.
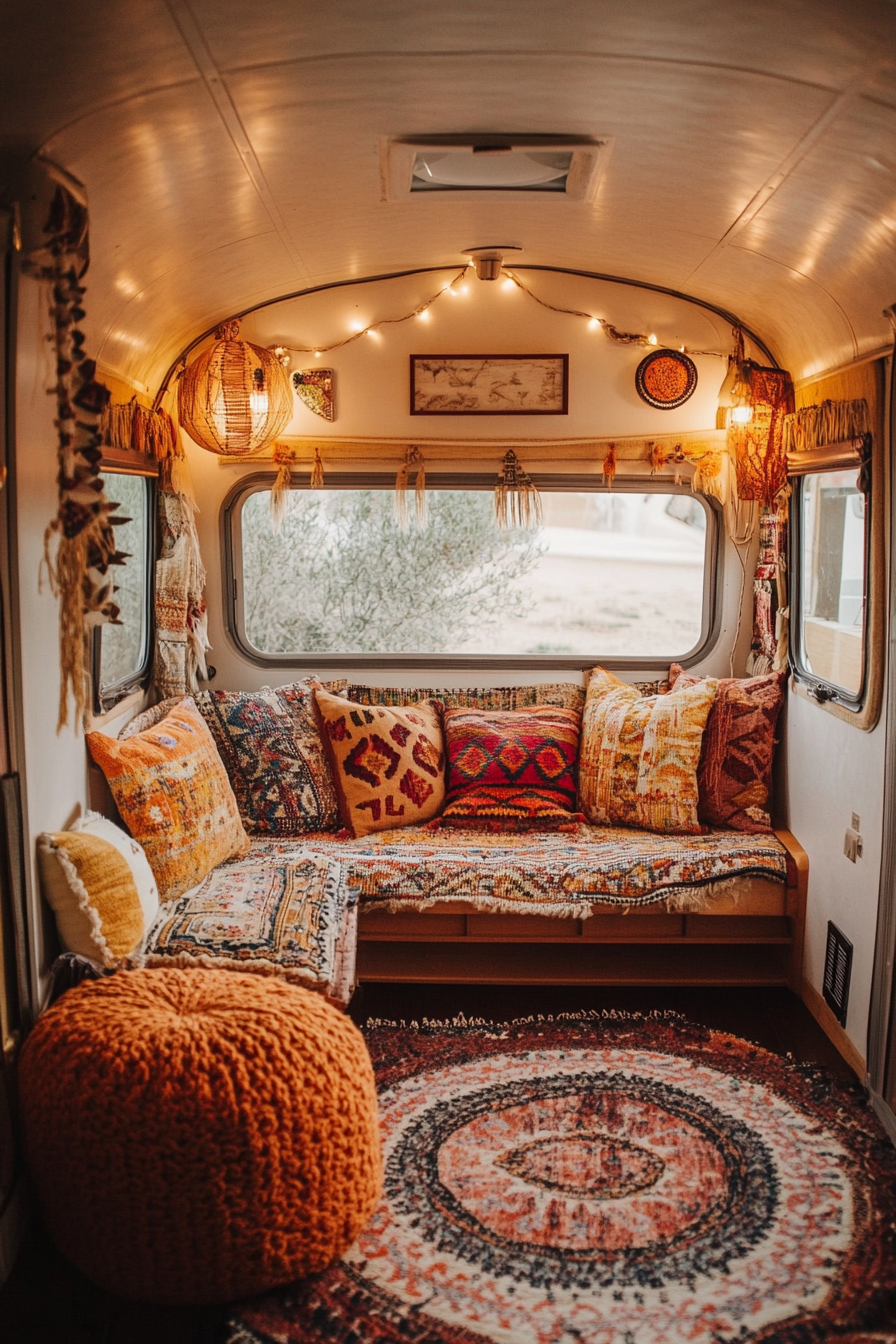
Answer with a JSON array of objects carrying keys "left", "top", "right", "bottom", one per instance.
[
  {"left": 578, "top": 667, "right": 718, "bottom": 834},
  {"left": 314, "top": 688, "right": 445, "bottom": 837}
]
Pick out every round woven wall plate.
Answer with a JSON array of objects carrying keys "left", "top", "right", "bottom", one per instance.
[{"left": 635, "top": 349, "right": 698, "bottom": 410}]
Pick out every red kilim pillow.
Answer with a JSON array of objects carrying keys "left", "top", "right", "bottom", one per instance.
[
  {"left": 440, "top": 706, "right": 582, "bottom": 831},
  {"left": 670, "top": 664, "right": 786, "bottom": 833}
]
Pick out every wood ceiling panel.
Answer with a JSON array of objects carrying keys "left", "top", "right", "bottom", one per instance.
[{"left": 195, "top": 0, "right": 896, "bottom": 105}]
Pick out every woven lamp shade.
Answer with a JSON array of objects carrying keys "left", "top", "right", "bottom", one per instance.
[{"left": 178, "top": 319, "right": 293, "bottom": 456}]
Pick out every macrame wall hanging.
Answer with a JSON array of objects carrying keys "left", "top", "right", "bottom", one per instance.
[
  {"left": 781, "top": 399, "right": 870, "bottom": 454},
  {"left": 23, "top": 182, "right": 130, "bottom": 730},
  {"left": 494, "top": 449, "right": 542, "bottom": 530},
  {"left": 394, "top": 445, "right": 427, "bottom": 528},
  {"left": 728, "top": 365, "right": 795, "bottom": 506}
]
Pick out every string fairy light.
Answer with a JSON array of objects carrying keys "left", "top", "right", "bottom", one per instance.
[{"left": 262, "top": 264, "right": 731, "bottom": 364}]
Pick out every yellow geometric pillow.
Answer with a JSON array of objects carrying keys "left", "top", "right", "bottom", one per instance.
[
  {"left": 314, "top": 688, "right": 445, "bottom": 837},
  {"left": 86, "top": 699, "right": 249, "bottom": 900},
  {"left": 37, "top": 831, "right": 146, "bottom": 965},
  {"left": 578, "top": 667, "right": 718, "bottom": 834}
]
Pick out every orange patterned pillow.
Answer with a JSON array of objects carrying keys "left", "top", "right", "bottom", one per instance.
[
  {"left": 86, "top": 699, "right": 249, "bottom": 900},
  {"left": 578, "top": 667, "right": 718, "bottom": 834},
  {"left": 314, "top": 688, "right": 445, "bottom": 837}
]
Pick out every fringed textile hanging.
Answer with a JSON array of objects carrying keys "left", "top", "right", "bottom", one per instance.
[
  {"left": 311, "top": 445, "right": 325, "bottom": 489},
  {"left": 394, "top": 446, "right": 427, "bottom": 529},
  {"left": 781, "top": 399, "right": 870, "bottom": 453},
  {"left": 494, "top": 450, "right": 542, "bottom": 530},
  {"left": 602, "top": 443, "right": 617, "bottom": 489},
  {"left": 153, "top": 423, "right": 209, "bottom": 697},
  {"left": 746, "top": 506, "right": 788, "bottom": 676},
  {"left": 693, "top": 449, "right": 725, "bottom": 504},
  {"left": 23, "top": 183, "right": 130, "bottom": 730},
  {"left": 269, "top": 444, "right": 295, "bottom": 534},
  {"left": 729, "top": 366, "right": 795, "bottom": 506}
]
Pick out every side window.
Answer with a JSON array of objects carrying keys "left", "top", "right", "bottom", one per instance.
[
  {"left": 792, "top": 454, "right": 868, "bottom": 706},
  {"left": 226, "top": 475, "right": 718, "bottom": 667},
  {"left": 92, "top": 472, "right": 154, "bottom": 711}
]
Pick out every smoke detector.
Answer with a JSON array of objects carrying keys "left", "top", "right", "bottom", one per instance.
[
  {"left": 463, "top": 245, "right": 523, "bottom": 281},
  {"left": 381, "top": 135, "right": 610, "bottom": 202}
]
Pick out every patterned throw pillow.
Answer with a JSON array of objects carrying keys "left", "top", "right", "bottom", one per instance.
[
  {"left": 669, "top": 664, "right": 785, "bottom": 833},
  {"left": 441, "top": 706, "right": 582, "bottom": 831},
  {"left": 193, "top": 683, "right": 338, "bottom": 834},
  {"left": 578, "top": 667, "right": 718, "bottom": 834},
  {"left": 342, "top": 683, "right": 586, "bottom": 714},
  {"left": 313, "top": 688, "right": 445, "bottom": 837},
  {"left": 87, "top": 699, "right": 250, "bottom": 900}
]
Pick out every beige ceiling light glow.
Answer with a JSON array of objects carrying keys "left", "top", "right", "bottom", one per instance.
[{"left": 381, "top": 135, "right": 609, "bottom": 202}]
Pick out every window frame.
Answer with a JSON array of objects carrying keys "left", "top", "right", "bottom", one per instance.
[
  {"left": 91, "top": 468, "right": 156, "bottom": 715},
  {"left": 789, "top": 444, "right": 871, "bottom": 713},
  {"left": 223, "top": 471, "right": 721, "bottom": 672}
]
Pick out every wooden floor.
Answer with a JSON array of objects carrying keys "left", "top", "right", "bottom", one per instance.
[{"left": 0, "top": 984, "right": 858, "bottom": 1343}]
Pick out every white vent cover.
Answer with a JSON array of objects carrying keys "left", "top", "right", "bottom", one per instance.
[{"left": 382, "top": 136, "right": 609, "bottom": 202}]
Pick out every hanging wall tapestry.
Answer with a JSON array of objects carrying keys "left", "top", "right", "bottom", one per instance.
[
  {"left": 729, "top": 365, "right": 795, "bottom": 507},
  {"left": 23, "top": 180, "right": 129, "bottom": 730},
  {"left": 293, "top": 368, "right": 336, "bottom": 421},
  {"left": 153, "top": 418, "right": 210, "bottom": 698}
]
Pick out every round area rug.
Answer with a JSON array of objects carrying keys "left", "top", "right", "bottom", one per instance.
[{"left": 228, "top": 1013, "right": 896, "bottom": 1344}]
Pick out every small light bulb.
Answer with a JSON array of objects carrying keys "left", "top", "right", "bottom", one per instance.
[
  {"left": 417, "top": 309, "right": 430, "bottom": 321},
  {"left": 313, "top": 350, "right": 322, "bottom": 358},
  {"left": 731, "top": 405, "right": 753, "bottom": 425},
  {"left": 648, "top": 333, "right": 658, "bottom": 346},
  {"left": 588, "top": 318, "right": 600, "bottom": 330},
  {"left": 367, "top": 328, "right": 381, "bottom": 340},
  {"left": 501, "top": 277, "right": 515, "bottom": 291},
  {"left": 349, "top": 320, "right": 363, "bottom": 332}
]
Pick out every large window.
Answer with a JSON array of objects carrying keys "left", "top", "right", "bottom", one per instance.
[
  {"left": 228, "top": 476, "right": 716, "bottom": 667},
  {"left": 92, "top": 472, "right": 153, "bottom": 711},
  {"left": 793, "top": 464, "right": 868, "bottom": 704}
]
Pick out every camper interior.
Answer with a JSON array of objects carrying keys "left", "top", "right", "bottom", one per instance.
[{"left": 1, "top": 2, "right": 896, "bottom": 1339}]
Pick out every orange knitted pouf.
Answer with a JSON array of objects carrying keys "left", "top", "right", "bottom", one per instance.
[{"left": 18, "top": 967, "right": 382, "bottom": 1304}]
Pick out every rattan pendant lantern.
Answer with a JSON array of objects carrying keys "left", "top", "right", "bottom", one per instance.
[{"left": 177, "top": 319, "right": 293, "bottom": 456}]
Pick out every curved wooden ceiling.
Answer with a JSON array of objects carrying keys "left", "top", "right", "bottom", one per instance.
[{"left": 3, "top": 0, "right": 895, "bottom": 389}]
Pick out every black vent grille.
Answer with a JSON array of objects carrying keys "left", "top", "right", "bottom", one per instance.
[{"left": 823, "top": 921, "right": 853, "bottom": 1026}]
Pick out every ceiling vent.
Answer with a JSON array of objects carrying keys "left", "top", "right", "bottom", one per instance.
[{"left": 381, "top": 135, "right": 609, "bottom": 202}]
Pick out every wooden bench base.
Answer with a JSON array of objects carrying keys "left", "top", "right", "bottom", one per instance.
[{"left": 357, "top": 830, "right": 808, "bottom": 991}]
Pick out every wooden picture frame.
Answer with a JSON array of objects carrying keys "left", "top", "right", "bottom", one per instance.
[{"left": 410, "top": 354, "right": 569, "bottom": 415}]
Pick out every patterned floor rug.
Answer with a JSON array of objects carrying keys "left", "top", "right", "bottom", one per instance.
[{"left": 227, "top": 1013, "right": 896, "bottom": 1344}]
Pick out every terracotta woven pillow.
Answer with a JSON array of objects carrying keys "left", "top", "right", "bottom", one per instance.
[
  {"left": 669, "top": 664, "right": 786, "bottom": 833},
  {"left": 579, "top": 667, "right": 718, "bottom": 834},
  {"left": 194, "top": 682, "right": 338, "bottom": 835},
  {"left": 441, "top": 706, "right": 582, "bottom": 832},
  {"left": 314, "top": 688, "right": 445, "bottom": 837},
  {"left": 87, "top": 699, "right": 249, "bottom": 900}
]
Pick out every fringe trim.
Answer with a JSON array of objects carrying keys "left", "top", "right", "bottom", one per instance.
[
  {"left": 781, "top": 398, "right": 870, "bottom": 453},
  {"left": 494, "top": 449, "right": 542, "bottom": 529},
  {"left": 141, "top": 949, "right": 343, "bottom": 1002},
  {"left": 363, "top": 1007, "right": 692, "bottom": 1031},
  {"left": 361, "top": 893, "right": 595, "bottom": 919}
]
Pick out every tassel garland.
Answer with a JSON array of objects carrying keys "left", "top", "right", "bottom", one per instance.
[
  {"left": 494, "top": 450, "right": 542, "bottom": 530},
  {"left": 394, "top": 446, "right": 427, "bottom": 529}
]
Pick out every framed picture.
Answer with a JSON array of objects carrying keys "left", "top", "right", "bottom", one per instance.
[{"left": 410, "top": 354, "right": 569, "bottom": 415}]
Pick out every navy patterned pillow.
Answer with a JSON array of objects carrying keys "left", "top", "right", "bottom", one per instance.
[{"left": 194, "top": 682, "right": 338, "bottom": 835}]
